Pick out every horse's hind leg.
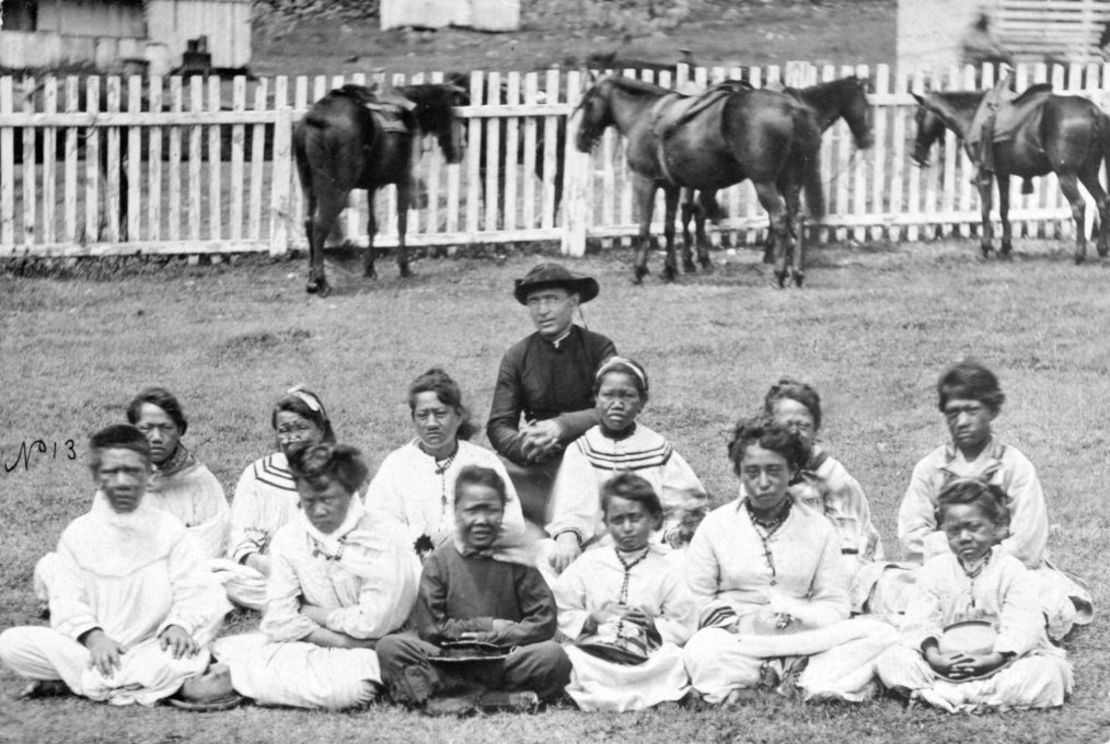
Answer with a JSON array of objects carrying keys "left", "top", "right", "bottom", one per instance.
[
  {"left": 754, "top": 181, "right": 789, "bottom": 288},
  {"left": 631, "top": 175, "right": 657, "bottom": 284},
  {"left": 364, "top": 195, "right": 378, "bottom": 279},
  {"left": 695, "top": 190, "right": 715, "bottom": 272},
  {"left": 307, "top": 192, "right": 343, "bottom": 296},
  {"left": 680, "top": 189, "right": 697, "bottom": 273},
  {"left": 977, "top": 177, "right": 995, "bottom": 259},
  {"left": 996, "top": 173, "right": 1012, "bottom": 258},
  {"left": 1057, "top": 172, "right": 1087, "bottom": 264},
  {"left": 661, "top": 185, "right": 680, "bottom": 282},
  {"left": 395, "top": 182, "right": 412, "bottom": 278},
  {"left": 782, "top": 180, "right": 804, "bottom": 287},
  {"left": 1078, "top": 166, "right": 1110, "bottom": 259}
]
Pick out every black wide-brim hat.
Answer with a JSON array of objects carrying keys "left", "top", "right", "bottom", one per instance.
[{"left": 513, "top": 262, "right": 600, "bottom": 305}]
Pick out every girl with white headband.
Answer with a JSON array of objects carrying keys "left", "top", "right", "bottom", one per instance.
[
  {"left": 542, "top": 357, "right": 707, "bottom": 579},
  {"left": 216, "top": 387, "right": 336, "bottom": 610}
]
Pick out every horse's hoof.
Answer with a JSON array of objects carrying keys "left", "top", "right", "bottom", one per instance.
[
  {"left": 663, "top": 266, "right": 678, "bottom": 282},
  {"left": 682, "top": 260, "right": 697, "bottom": 274},
  {"left": 773, "top": 271, "right": 787, "bottom": 289},
  {"left": 399, "top": 264, "right": 412, "bottom": 278},
  {"left": 307, "top": 278, "right": 331, "bottom": 297},
  {"left": 793, "top": 271, "right": 805, "bottom": 288},
  {"left": 305, "top": 281, "right": 319, "bottom": 294},
  {"left": 363, "top": 267, "right": 378, "bottom": 279},
  {"left": 980, "top": 245, "right": 992, "bottom": 259},
  {"left": 1074, "top": 254, "right": 1086, "bottom": 266},
  {"left": 633, "top": 266, "right": 649, "bottom": 284},
  {"left": 699, "top": 258, "right": 714, "bottom": 273},
  {"left": 317, "top": 281, "right": 332, "bottom": 298}
]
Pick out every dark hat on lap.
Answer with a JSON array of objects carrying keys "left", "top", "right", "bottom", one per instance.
[{"left": 513, "top": 262, "right": 599, "bottom": 305}]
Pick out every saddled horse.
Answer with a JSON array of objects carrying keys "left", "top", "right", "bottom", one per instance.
[
  {"left": 911, "top": 87, "right": 1110, "bottom": 262},
  {"left": 294, "top": 82, "right": 465, "bottom": 296},
  {"left": 680, "top": 75, "right": 874, "bottom": 268},
  {"left": 575, "top": 74, "right": 824, "bottom": 287}
]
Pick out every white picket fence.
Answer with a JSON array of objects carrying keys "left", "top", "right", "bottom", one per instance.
[{"left": 0, "top": 60, "right": 1107, "bottom": 259}]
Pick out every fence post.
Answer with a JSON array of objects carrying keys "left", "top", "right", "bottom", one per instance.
[
  {"left": 0, "top": 76, "right": 12, "bottom": 254},
  {"left": 270, "top": 106, "right": 292, "bottom": 255},
  {"left": 560, "top": 70, "right": 588, "bottom": 257}
]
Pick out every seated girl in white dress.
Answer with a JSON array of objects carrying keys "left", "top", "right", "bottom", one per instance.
[
  {"left": 542, "top": 357, "right": 706, "bottom": 579},
  {"left": 1, "top": 425, "right": 230, "bottom": 706},
  {"left": 554, "top": 472, "right": 698, "bottom": 711},
  {"left": 683, "top": 417, "right": 897, "bottom": 705},
  {"left": 877, "top": 478, "right": 1072, "bottom": 711},
  {"left": 211, "top": 443, "right": 418, "bottom": 710},
  {"left": 763, "top": 378, "right": 883, "bottom": 574},
  {"left": 217, "top": 387, "right": 336, "bottom": 611},
  {"left": 364, "top": 368, "right": 529, "bottom": 562}
]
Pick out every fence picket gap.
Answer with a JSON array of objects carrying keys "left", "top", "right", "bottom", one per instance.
[
  {"left": 270, "top": 76, "right": 292, "bottom": 255},
  {"left": 127, "top": 76, "right": 142, "bottom": 242},
  {"left": 148, "top": 76, "right": 164, "bottom": 243},
  {"left": 0, "top": 78, "right": 13, "bottom": 252},
  {"left": 168, "top": 77, "right": 183, "bottom": 242},
  {"left": 249, "top": 78, "right": 268, "bottom": 241},
  {"left": 84, "top": 76, "right": 101, "bottom": 248},
  {"left": 540, "top": 69, "right": 560, "bottom": 230},
  {"left": 503, "top": 71, "right": 520, "bottom": 233},
  {"left": 521, "top": 72, "right": 538, "bottom": 229},
  {"left": 64, "top": 76, "right": 79, "bottom": 244},
  {"left": 43, "top": 77, "right": 58, "bottom": 245},
  {"left": 208, "top": 77, "right": 223, "bottom": 242},
  {"left": 188, "top": 77, "right": 203, "bottom": 241},
  {"left": 21, "top": 77, "right": 37, "bottom": 247},
  {"left": 231, "top": 76, "right": 248, "bottom": 242},
  {"left": 106, "top": 76, "right": 121, "bottom": 243}
]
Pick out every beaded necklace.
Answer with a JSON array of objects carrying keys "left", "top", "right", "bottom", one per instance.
[
  {"left": 614, "top": 546, "right": 650, "bottom": 603},
  {"left": 959, "top": 549, "right": 991, "bottom": 610},
  {"left": 420, "top": 441, "right": 458, "bottom": 520},
  {"left": 745, "top": 499, "right": 792, "bottom": 586}
]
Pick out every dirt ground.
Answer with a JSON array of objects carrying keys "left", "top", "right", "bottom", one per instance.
[{"left": 250, "top": 0, "right": 895, "bottom": 78}]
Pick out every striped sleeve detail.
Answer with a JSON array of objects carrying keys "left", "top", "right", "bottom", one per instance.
[
  {"left": 254, "top": 455, "right": 298, "bottom": 492},
  {"left": 579, "top": 439, "right": 674, "bottom": 472},
  {"left": 699, "top": 603, "right": 739, "bottom": 630}
]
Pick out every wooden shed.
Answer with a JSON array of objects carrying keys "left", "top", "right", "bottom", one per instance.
[
  {"left": 898, "top": 0, "right": 1110, "bottom": 73},
  {"left": 0, "top": 0, "right": 251, "bottom": 72}
]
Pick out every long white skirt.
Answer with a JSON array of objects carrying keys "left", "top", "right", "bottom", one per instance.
[
  {"left": 214, "top": 632, "right": 380, "bottom": 710},
  {"left": 564, "top": 642, "right": 689, "bottom": 712},
  {"left": 683, "top": 618, "right": 899, "bottom": 704},
  {"left": 0, "top": 626, "right": 209, "bottom": 706},
  {"left": 876, "top": 644, "right": 1072, "bottom": 711}
]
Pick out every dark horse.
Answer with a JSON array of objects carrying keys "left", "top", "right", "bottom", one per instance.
[
  {"left": 911, "top": 88, "right": 1110, "bottom": 262},
  {"left": 575, "top": 74, "right": 824, "bottom": 287},
  {"left": 294, "top": 83, "right": 465, "bottom": 296},
  {"left": 681, "top": 75, "right": 874, "bottom": 268}
]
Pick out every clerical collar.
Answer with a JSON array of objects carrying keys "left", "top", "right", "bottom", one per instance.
[{"left": 545, "top": 327, "right": 573, "bottom": 349}]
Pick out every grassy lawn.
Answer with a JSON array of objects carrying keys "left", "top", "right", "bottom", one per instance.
[{"left": 1, "top": 239, "right": 1108, "bottom": 743}]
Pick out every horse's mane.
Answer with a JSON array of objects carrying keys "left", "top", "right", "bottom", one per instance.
[
  {"left": 399, "top": 83, "right": 464, "bottom": 135},
  {"left": 792, "top": 76, "right": 866, "bottom": 110},
  {"left": 601, "top": 75, "right": 671, "bottom": 97},
  {"left": 927, "top": 90, "right": 986, "bottom": 117}
]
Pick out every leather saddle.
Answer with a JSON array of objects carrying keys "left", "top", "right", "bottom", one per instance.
[
  {"left": 989, "top": 83, "right": 1053, "bottom": 143},
  {"left": 333, "top": 83, "right": 414, "bottom": 136},
  {"left": 651, "top": 79, "right": 753, "bottom": 138}
]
